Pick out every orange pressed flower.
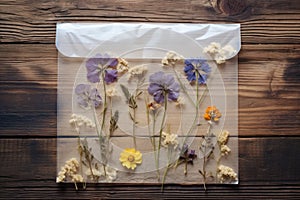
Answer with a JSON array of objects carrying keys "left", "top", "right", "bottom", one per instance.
[{"left": 204, "top": 106, "right": 222, "bottom": 122}]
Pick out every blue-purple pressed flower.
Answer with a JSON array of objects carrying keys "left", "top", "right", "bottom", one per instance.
[
  {"left": 86, "top": 53, "right": 119, "bottom": 83},
  {"left": 148, "top": 71, "right": 180, "bottom": 104},
  {"left": 104, "top": 69, "right": 118, "bottom": 84},
  {"left": 75, "top": 84, "right": 102, "bottom": 108},
  {"left": 184, "top": 59, "right": 211, "bottom": 85}
]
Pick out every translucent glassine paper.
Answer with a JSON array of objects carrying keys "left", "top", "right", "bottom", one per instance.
[{"left": 56, "top": 23, "right": 240, "bottom": 185}]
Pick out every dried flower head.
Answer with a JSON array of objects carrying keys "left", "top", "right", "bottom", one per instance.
[
  {"left": 119, "top": 148, "right": 142, "bottom": 170},
  {"left": 161, "top": 131, "right": 179, "bottom": 149},
  {"left": 161, "top": 51, "right": 184, "bottom": 66},
  {"left": 217, "top": 164, "right": 238, "bottom": 183},
  {"left": 184, "top": 58, "right": 211, "bottom": 85},
  {"left": 69, "top": 114, "right": 95, "bottom": 128},
  {"left": 117, "top": 58, "right": 129, "bottom": 73},
  {"left": 75, "top": 84, "right": 102, "bottom": 108},
  {"left": 203, "top": 42, "right": 237, "bottom": 64},
  {"left": 220, "top": 144, "right": 231, "bottom": 156},
  {"left": 56, "top": 158, "right": 84, "bottom": 186},
  {"left": 127, "top": 65, "right": 148, "bottom": 81},
  {"left": 148, "top": 71, "right": 180, "bottom": 104},
  {"left": 106, "top": 85, "right": 119, "bottom": 97},
  {"left": 204, "top": 106, "right": 222, "bottom": 122},
  {"left": 218, "top": 130, "right": 229, "bottom": 145},
  {"left": 86, "top": 53, "right": 119, "bottom": 83}
]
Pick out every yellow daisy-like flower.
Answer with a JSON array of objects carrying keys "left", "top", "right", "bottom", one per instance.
[
  {"left": 204, "top": 106, "right": 222, "bottom": 122},
  {"left": 119, "top": 148, "right": 142, "bottom": 170}
]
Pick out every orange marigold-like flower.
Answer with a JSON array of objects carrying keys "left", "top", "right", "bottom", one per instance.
[{"left": 204, "top": 106, "right": 222, "bottom": 122}]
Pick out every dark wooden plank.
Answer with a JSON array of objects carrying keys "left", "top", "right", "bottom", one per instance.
[
  {"left": 0, "top": 44, "right": 299, "bottom": 137},
  {"left": 0, "top": 138, "right": 299, "bottom": 199},
  {"left": 0, "top": 0, "right": 299, "bottom": 44}
]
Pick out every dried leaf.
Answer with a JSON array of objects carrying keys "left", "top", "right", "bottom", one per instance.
[{"left": 120, "top": 84, "right": 130, "bottom": 101}]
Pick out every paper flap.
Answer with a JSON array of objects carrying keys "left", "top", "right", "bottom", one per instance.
[{"left": 56, "top": 23, "right": 240, "bottom": 60}]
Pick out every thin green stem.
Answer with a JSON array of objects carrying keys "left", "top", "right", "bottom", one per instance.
[
  {"left": 132, "top": 107, "right": 137, "bottom": 149},
  {"left": 156, "top": 91, "right": 168, "bottom": 177},
  {"left": 100, "top": 72, "right": 107, "bottom": 136}
]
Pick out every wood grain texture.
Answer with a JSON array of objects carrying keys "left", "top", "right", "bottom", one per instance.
[
  {"left": 0, "top": 0, "right": 300, "bottom": 44},
  {"left": 0, "top": 138, "right": 299, "bottom": 199},
  {"left": 0, "top": 0, "right": 300, "bottom": 198}
]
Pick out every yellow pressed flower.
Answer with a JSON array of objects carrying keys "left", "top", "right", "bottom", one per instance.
[
  {"left": 204, "top": 106, "right": 222, "bottom": 122},
  {"left": 119, "top": 148, "right": 142, "bottom": 170}
]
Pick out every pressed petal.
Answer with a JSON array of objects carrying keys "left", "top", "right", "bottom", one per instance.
[
  {"left": 77, "top": 96, "right": 89, "bottom": 108},
  {"left": 86, "top": 57, "right": 99, "bottom": 72},
  {"left": 149, "top": 71, "right": 164, "bottom": 83},
  {"left": 154, "top": 92, "right": 164, "bottom": 104},
  {"left": 75, "top": 84, "right": 87, "bottom": 94},
  {"left": 148, "top": 83, "right": 162, "bottom": 95},
  {"left": 87, "top": 70, "right": 100, "bottom": 83},
  {"left": 104, "top": 69, "right": 118, "bottom": 84},
  {"left": 168, "top": 91, "right": 179, "bottom": 101}
]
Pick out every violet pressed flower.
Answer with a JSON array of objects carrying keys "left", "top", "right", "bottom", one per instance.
[
  {"left": 180, "top": 144, "right": 197, "bottom": 164},
  {"left": 86, "top": 53, "right": 118, "bottom": 83},
  {"left": 75, "top": 84, "right": 102, "bottom": 108},
  {"left": 184, "top": 58, "right": 211, "bottom": 85},
  {"left": 148, "top": 71, "right": 180, "bottom": 104}
]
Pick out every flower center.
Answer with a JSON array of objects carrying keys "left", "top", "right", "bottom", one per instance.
[{"left": 127, "top": 155, "right": 135, "bottom": 162}]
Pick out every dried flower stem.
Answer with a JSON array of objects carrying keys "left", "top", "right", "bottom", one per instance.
[{"left": 156, "top": 91, "right": 168, "bottom": 177}]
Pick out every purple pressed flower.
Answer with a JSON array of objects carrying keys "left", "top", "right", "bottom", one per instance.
[
  {"left": 86, "top": 53, "right": 118, "bottom": 83},
  {"left": 184, "top": 58, "right": 211, "bottom": 85},
  {"left": 179, "top": 144, "right": 197, "bottom": 164},
  {"left": 75, "top": 84, "right": 102, "bottom": 108},
  {"left": 148, "top": 71, "right": 180, "bottom": 104},
  {"left": 104, "top": 69, "right": 118, "bottom": 84}
]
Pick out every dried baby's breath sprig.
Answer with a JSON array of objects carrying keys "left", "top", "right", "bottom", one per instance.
[
  {"left": 217, "top": 164, "right": 237, "bottom": 183},
  {"left": 127, "top": 65, "right": 148, "bottom": 81},
  {"left": 56, "top": 158, "right": 84, "bottom": 190},
  {"left": 203, "top": 42, "right": 236, "bottom": 64},
  {"left": 69, "top": 114, "right": 95, "bottom": 131},
  {"left": 162, "top": 51, "right": 184, "bottom": 67},
  {"left": 106, "top": 85, "right": 119, "bottom": 97}
]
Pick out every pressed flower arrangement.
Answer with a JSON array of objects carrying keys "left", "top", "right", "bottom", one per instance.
[{"left": 57, "top": 44, "right": 238, "bottom": 190}]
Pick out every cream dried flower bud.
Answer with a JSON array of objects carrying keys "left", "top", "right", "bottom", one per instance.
[
  {"left": 220, "top": 144, "right": 231, "bottom": 156},
  {"left": 127, "top": 65, "right": 148, "bottom": 78},
  {"left": 161, "top": 51, "right": 184, "bottom": 66},
  {"left": 106, "top": 86, "right": 119, "bottom": 97},
  {"left": 162, "top": 131, "right": 179, "bottom": 149},
  {"left": 117, "top": 58, "right": 129, "bottom": 73},
  {"left": 217, "top": 164, "right": 237, "bottom": 183},
  {"left": 203, "top": 42, "right": 236, "bottom": 64},
  {"left": 69, "top": 114, "right": 95, "bottom": 128},
  {"left": 218, "top": 130, "right": 229, "bottom": 145}
]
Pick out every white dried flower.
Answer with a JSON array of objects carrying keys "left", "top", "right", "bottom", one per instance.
[
  {"left": 217, "top": 164, "right": 238, "bottom": 183},
  {"left": 162, "top": 51, "right": 184, "bottom": 66},
  {"left": 220, "top": 144, "right": 231, "bottom": 156},
  {"left": 69, "top": 114, "right": 95, "bottom": 128},
  {"left": 203, "top": 42, "right": 236, "bottom": 64},
  {"left": 218, "top": 130, "right": 229, "bottom": 145},
  {"left": 117, "top": 58, "right": 129, "bottom": 73},
  {"left": 56, "top": 158, "right": 83, "bottom": 183},
  {"left": 127, "top": 65, "right": 148, "bottom": 80},
  {"left": 162, "top": 131, "right": 179, "bottom": 149},
  {"left": 106, "top": 86, "right": 119, "bottom": 97}
]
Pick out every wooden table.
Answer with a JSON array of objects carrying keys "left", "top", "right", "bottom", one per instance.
[{"left": 0, "top": 0, "right": 299, "bottom": 199}]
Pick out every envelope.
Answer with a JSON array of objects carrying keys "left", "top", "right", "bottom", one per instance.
[{"left": 56, "top": 23, "right": 240, "bottom": 185}]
